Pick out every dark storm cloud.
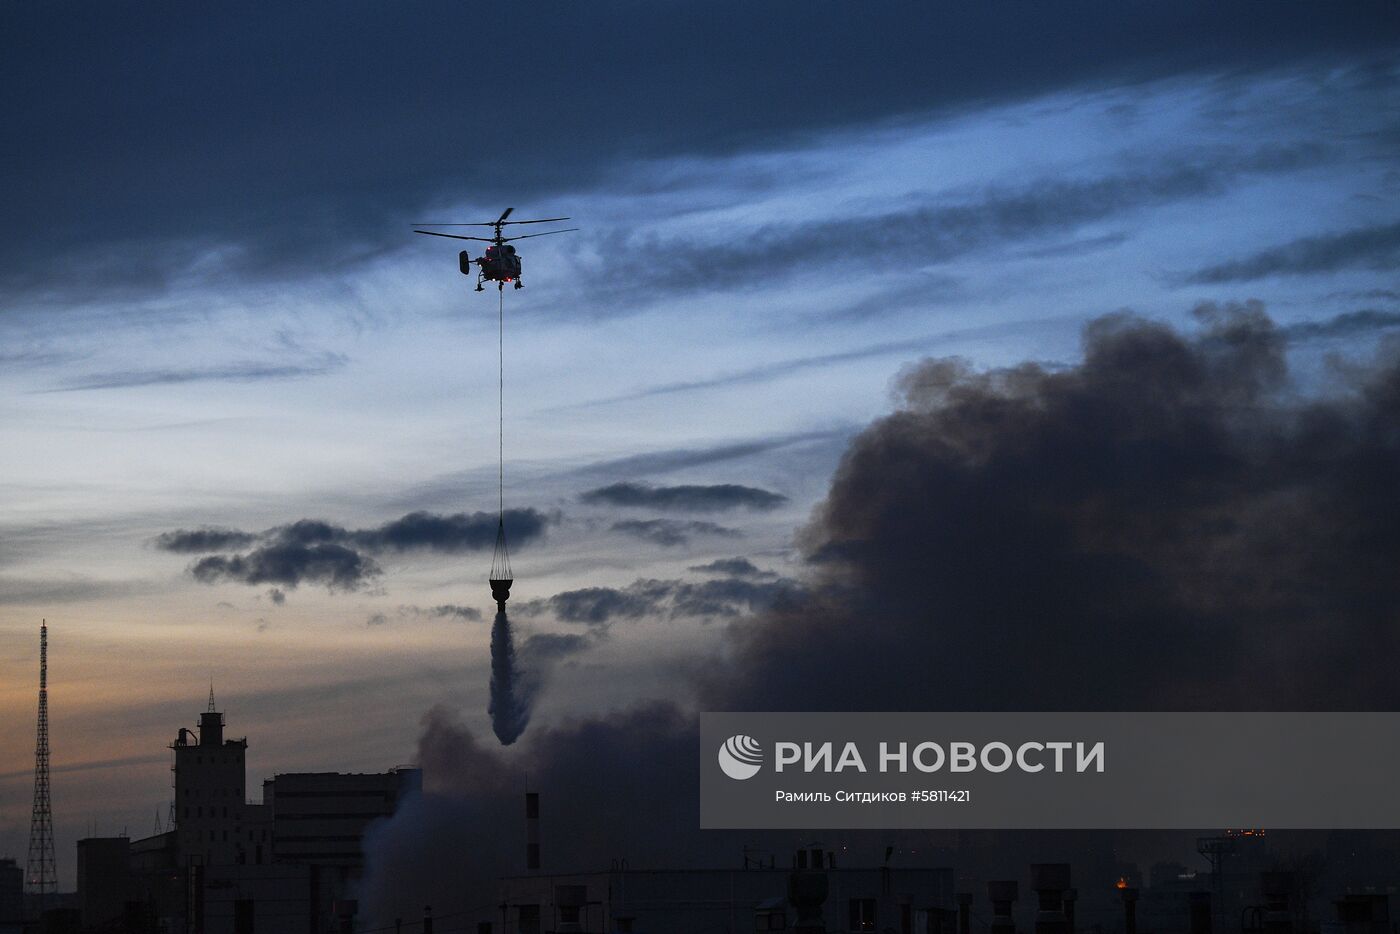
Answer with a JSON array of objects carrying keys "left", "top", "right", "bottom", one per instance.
[
  {"left": 525, "top": 583, "right": 669, "bottom": 627},
  {"left": 610, "top": 518, "right": 740, "bottom": 547},
  {"left": 390, "top": 603, "right": 485, "bottom": 622},
  {"left": 153, "top": 526, "right": 258, "bottom": 553},
  {"left": 169, "top": 508, "right": 549, "bottom": 590},
  {"left": 5, "top": 3, "right": 1395, "bottom": 300},
  {"left": 1282, "top": 309, "right": 1400, "bottom": 342},
  {"left": 591, "top": 145, "right": 1328, "bottom": 298},
  {"left": 707, "top": 302, "right": 1400, "bottom": 711},
  {"left": 1186, "top": 219, "right": 1400, "bottom": 283},
  {"left": 47, "top": 353, "right": 347, "bottom": 392},
  {"left": 190, "top": 542, "right": 379, "bottom": 592},
  {"left": 688, "top": 557, "right": 778, "bottom": 580},
  {"left": 580, "top": 481, "right": 786, "bottom": 512},
  {"left": 267, "top": 587, "right": 286, "bottom": 605},
  {"left": 264, "top": 510, "right": 548, "bottom": 553},
  {"left": 421, "top": 604, "right": 483, "bottom": 623},
  {"left": 520, "top": 574, "right": 800, "bottom": 627},
  {"left": 353, "top": 510, "right": 546, "bottom": 553},
  {"left": 667, "top": 576, "right": 803, "bottom": 619},
  {"left": 520, "top": 631, "right": 594, "bottom": 663}
]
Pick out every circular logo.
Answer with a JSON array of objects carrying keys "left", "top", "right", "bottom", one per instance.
[{"left": 718, "top": 734, "right": 763, "bottom": 780}]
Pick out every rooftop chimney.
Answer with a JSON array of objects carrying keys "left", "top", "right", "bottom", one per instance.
[{"left": 199, "top": 710, "right": 223, "bottom": 746}]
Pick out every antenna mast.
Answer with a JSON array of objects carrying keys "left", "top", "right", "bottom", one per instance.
[{"left": 27, "top": 620, "right": 56, "bottom": 908}]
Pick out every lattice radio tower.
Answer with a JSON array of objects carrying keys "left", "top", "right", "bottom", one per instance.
[{"left": 27, "top": 620, "right": 56, "bottom": 907}]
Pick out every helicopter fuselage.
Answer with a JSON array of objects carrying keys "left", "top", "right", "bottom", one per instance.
[
  {"left": 416, "top": 208, "right": 574, "bottom": 292},
  {"left": 462, "top": 244, "right": 523, "bottom": 290}
]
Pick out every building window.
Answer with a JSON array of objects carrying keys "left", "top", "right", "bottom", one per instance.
[
  {"left": 196, "top": 807, "right": 202, "bottom": 818},
  {"left": 210, "top": 830, "right": 216, "bottom": 842},
  {"left": 184, "top": 807, "right": 190, "bottom": 819},
  {"left": 849, "top": 899, "right": 877, "bottom": 932},
  {"left": 518, "top": 905, "right": 540, "bottom": 934}
]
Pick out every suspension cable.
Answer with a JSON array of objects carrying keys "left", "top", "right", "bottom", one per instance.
[{"left": 498, "top": 286, "right": 504, "bottom": 521}]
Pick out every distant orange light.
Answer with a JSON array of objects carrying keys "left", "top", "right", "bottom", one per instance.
[{"left": 1116, "top": 877, "right": 1128, "bottom": 890}]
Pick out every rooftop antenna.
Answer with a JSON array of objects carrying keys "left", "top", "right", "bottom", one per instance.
[
  {"left": 27, "top": 620, "right": 56, "bottom": 907},
  {"left": 207, "top": 678, "right": 217, "bottom": 713}
]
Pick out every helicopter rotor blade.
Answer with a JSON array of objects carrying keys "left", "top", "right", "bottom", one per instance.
[
  {"left": 412, "top": 216, "right": 570, "bottom": 227},
  {"left": 498, "top": 207, "right": 514, "bottom": 224},
  {"left": 413, "top": 230, "right": 496, "bottom": 242},
  {"left": 500, "top": 228, "right": 580, "bottom": 242}
]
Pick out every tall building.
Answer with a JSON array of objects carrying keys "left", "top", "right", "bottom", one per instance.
[
  {"left": 75, "top": 838, "right": 130, "bottom": 930},
  {"left": 171, "top": 692, "right": 251, "bottom": 867},
  {"left": 106, "top": 695, "right": 419, "bottom": 934},
  {"left": 265, "top": 769, "right": 422, "bottom": 870}
]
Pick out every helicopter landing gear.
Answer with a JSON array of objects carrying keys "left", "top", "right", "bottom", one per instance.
[
  {"left": 474, "top": 282, "right": 484, "bottom": 292},
  {"left": 514, "top": 279, "right": 523, "bottom": 290}
]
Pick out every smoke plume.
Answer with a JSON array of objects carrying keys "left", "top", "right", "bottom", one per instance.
[
  {"left": 359, "top": 703, "right": 703, "bottom": 921},
  {"left": 362, "top": 303, "right": 1400, "bottom": 918},
  {"left": 709, "top": 301, "right": 1400, "bottom": 711}
]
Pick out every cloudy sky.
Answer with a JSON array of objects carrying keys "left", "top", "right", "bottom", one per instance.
[{"left": 2, "top": 3, "right": 1399, "bottom": 888}]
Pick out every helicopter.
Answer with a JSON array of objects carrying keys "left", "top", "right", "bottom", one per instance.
[{"left": 414, "top": 208, "right": 577, "bottom": 291}]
